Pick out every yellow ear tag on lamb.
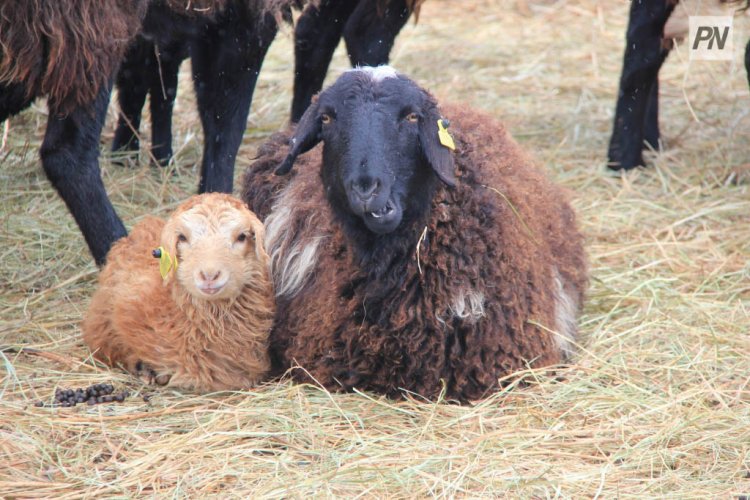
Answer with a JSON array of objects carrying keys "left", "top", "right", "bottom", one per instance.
[
  {"left": 437, "top": 119, "right": 455, "bottom": 150},
  {"left": 152, "top": 247, "right": 178, "bottom": 279}
]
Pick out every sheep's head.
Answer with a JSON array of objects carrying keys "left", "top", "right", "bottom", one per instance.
[
  {"left": 276, "top": 66, "right": 455, "bottom": 235},
  {"left": 159, "top": 194, "right": 268, "bottom": 301}
]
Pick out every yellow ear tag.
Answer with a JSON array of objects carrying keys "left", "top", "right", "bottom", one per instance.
[
  {"left": 153, "top": 246, "right": 178, "bottom": 279},
  {"left": 437, "top": 119, "right": 455, "bottom": 151}
]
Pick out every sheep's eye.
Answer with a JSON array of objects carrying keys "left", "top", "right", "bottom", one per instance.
[
  {"left": 237, "top": 233, "right": 247, "bottom": 243},
  {"left": 405, "top": 112, "right": 419, "bottom": 123},
  {"left": 320, "top": 113, "right": 332, "bottom": 124},
  {"left": 177, "top": 234, "right": 188, "bottom": 243}
]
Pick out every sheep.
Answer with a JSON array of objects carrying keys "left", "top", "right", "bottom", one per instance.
[
  {"left": 607, "top": 0, "right": 748, "bottom": 170},
  {"left": 291, "top": 0, "right": 426, "bottom": 122},
  {"left": 111, "top": 0, "right": 424, "bottom": 169},
  {"left": 0, "top": 0, "right": 293, "bottom": 265},
  {"left": 112, "top": 0, "right": 289, "bottom": 182},
  {"left": 0, "top": 0, "right": 151, "bottom": 264},
  {"left": 82, "top": 193, "right": 274, "bottom": 392},
  {"left": 242, "top": 67, "right": 588, "bottom": 401}
]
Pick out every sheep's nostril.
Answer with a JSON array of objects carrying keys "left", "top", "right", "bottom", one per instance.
[
  {"left": 199, "top": 270, "right": 222, "bottom": 283},
  {"left": 351, "top": 178, "right": 380, "bottom": 201}
]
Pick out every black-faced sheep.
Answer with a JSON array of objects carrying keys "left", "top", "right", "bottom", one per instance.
[
  {"left": 607, "top": 0, "right": 748, "bottom": 170},
  {"left": 242, "top": 67, "right": 588, "bottom": 401},
  {"left": 82, "top": 193, "right": 274, "bottom": 392},
  {"left": 0, "top": 0, "right": 292, "bottom": 265}
]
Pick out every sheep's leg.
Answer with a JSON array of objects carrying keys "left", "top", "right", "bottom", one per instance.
[
  {"left": 0, "top": 83, "right": 34, "bottom": 122},
  {"left": 343, "top": 0, "right": 411, "bottom": 66},
  {"left": 112, "top": 38, "right": 151, "bottom": 161},
  {"left": 643, "top": 78, "right": 660, "bottom": 151},
  {"left": 147, "top": 40, "right": 187, "bottom": 166},
  {"left": 133, "top": 360, "right": 171, "bottom": 386},
  {"left": 191, "top": 9, "right": 278, "bottom": 193},
  {"left": 745, "top": 38, "right": 750, "bottom": 88},
  {"left": 607, "top": 0, "right": 674, "bottom": 170},
  {"left": 41, "top": 83, "right": 127, "bottom": 265},
  {"left": 291, "top": 0, "right": 358, "bottom": 122}
]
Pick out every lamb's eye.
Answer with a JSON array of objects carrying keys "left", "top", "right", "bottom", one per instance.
[
  {"left": 405, "top": 112, "right": 419, "bottom": 123},
  {"left": 237, "top": 233, "right": 247, "bottom": 243},
  {"left": 320, "top": 113, "right": 332, "bottom": 125},
  {"left": 177, "top": 234, "right": 188, "bottom": 243}
]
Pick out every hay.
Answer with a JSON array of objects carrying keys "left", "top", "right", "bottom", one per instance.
[{"left": 1, "top": 0, "right": 749, "bottom": 496}]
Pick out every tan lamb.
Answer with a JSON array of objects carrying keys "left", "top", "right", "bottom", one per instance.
[{"left": 82, "top": 193, "right": 274, "bottom": 392}]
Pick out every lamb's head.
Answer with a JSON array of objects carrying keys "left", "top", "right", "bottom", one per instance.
[
  {"left": 160, "top": 193, "right": 269, "bottom": 301},
  {"left": 276, "top": 66, "right": 456, "bottom": 235}
]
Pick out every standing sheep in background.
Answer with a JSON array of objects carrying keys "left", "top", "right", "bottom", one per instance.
[
  {"left": 111, "top": 0, "right": 424, "bottom": 167},
  {"left": 607, "top": 0, "right": 749, "bottom": 170},
  {"left": 82, "top": 193, "right": 274, "bottom": 392},
  {"left": 243, "top": 67, "right": 588, "bottom": 401},
  {"left": 112, "top": 0, "right": 290, "bottom": 183},
  {"left": 0, "top": 0, "right": 151, "bottom": 264},
  {"left": 0, "top": 0, "right": 295, "bottom": 265},
  {"left": 291, "top": 0, "right": 425, "bottom": 122}
]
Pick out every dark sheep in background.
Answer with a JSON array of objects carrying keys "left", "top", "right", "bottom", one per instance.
[
  {"left": 0, "top": 0, "right": 296, "bottom": 265},
  {"left": 111, "top": 0, "right": 424, "bottom": 168},
  {"left": 291, "top": 0, "right": 425, "bottom": 122},
  {"left": 112, "top": 0, "right": 289, "bottom": 183},
  {"left": 607, "top": 0, "right": 749, "bottom": 170},
  {"left": 0, "top": 0, "right": 151, "bottom": 264},
  {"left": 242, "top": 68, "right": 588, "bottom": 401}
]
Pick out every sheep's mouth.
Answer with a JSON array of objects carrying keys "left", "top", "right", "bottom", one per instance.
[
  {"left": 368, "top": 200, "right": 395, "bottom": 219},
  {"left": 363, "top": 198, "right": 402, "bottom": 234}
]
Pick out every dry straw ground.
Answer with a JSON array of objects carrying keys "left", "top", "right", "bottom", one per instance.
[{"left": 1, "top": 0, "right": 749, "bottom": 497}]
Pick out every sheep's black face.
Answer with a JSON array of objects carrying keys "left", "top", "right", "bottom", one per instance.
[{"left": 276, "top": 67, "right": 456, "bottom": 235}]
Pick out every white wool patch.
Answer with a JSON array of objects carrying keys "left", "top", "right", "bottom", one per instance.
[
  {"left": 553, "top": 269, "right": 578, "bottom": 359},
  {"left": 349, "top": 65, "right": 399, "bottom": 82},
  {"left": 449, "top": 289, "right": 486, "bottom": 324},
  {"left": 264, "top": 196, "right": 324, "bottom": 299}
]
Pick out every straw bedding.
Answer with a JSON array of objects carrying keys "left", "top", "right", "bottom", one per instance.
[{"left": 1, "top": 0, "right": 748, "bottom": 496}]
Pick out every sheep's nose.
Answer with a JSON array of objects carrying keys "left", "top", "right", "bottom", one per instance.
[
  {"left": 350, "top": 177, "right": 380, "bottom": 202},
  {"left": 199, "top": 270, "right": 222, "bottom": 283}
]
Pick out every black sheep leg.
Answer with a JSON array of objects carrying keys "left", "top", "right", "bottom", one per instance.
[
  {"left": 745, "top": 38, "right": 750, "bottom": 88},
  {"left": 41, "top": 83, "right": 127, "bottom": 265},
  {"left": 191, "top": 9, "right": 278, "bottom": 193},
  {"left": 0, "top": 83, "right": 34, "bottom": 121},
  {"left": 291, "top": 0, "right": 358, "bottom": 122},
  {"left": 607, "top": 0, "right": 674, "bottom": 170},
  {"left": 112, "top": 39, "right": 150, "bottom": 159},
  {"left": 147, "top": 40, "right": 187, "bottom": 166},
  {"left": 343, "top": 0, "right": 410, "bottom": 66},
  {"left": 643, "top": 78, "right": 660, "bottom": 150}
]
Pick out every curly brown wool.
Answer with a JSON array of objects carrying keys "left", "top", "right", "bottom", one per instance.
[{"left": 242, "top": 71, "right": 587, "bottom": 402}]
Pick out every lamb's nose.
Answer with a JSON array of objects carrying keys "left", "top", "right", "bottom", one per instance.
[
  {"left": 351, "top": 177, "right": 379, "bottom": 202},
  {"left": 199, "top": 270, "right": 222, "bottom": 283}
]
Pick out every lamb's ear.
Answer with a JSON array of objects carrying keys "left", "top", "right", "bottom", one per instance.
[
  {"left": 419, "top": 109, "right": 456, "bottom": 187},
  {"left": 158, "top": 221, "right": 181, "bottom": 284},
  {"left": 275, "top": 100, "right": 323, "bottom": 175},
  {"left": 250, "top": 219, "right": 270, "bottom": 265}
]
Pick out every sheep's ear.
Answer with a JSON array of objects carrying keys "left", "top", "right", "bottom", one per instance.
[
  {"left": 275, "top": 100, "right": 322, "bottom": 175},
  {"left": 158, "top": 223, "right": 180, "bottom": 284},
  {"left": 419, "top": 114, "right": 456, "bottom": 187}
]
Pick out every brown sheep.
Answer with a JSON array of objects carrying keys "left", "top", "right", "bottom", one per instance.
[
  {"left": 243, "top": 68, "right": 588, "bottom": 402},
  {"left": 82, "top": 193, "right": 274, "bottom": 392}
]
